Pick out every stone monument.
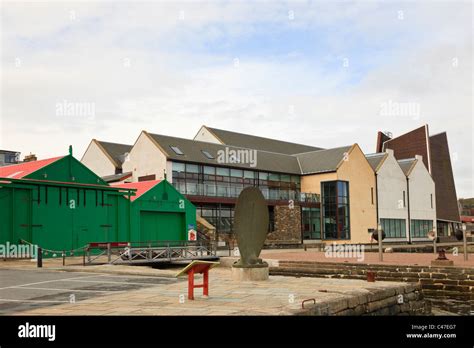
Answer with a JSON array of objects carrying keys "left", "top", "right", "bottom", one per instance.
[{"left": 231, "top": 187, "right": 269, "bottom": 281}]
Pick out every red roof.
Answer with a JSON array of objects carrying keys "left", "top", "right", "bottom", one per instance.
[
  {"left": 0, "top": 156, "right": 64, "bottom": 179},
  {"left": 112, "top": 180, "right": 161, "bottom": 201}
]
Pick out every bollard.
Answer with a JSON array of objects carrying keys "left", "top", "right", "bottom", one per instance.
[
  {"left": 367, "top": 271, "right": 376, "bottom": 282},
  {"left": 62, "top": 251, "right": 65, "bottom": 266},
  {"left": 377, "top": 227, "right": 383, "bottom": 262},
  {"left": 37, "top": 247, "right": 43, "bottom": 268}
]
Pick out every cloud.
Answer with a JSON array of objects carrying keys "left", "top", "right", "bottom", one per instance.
[{"left": 1, "top": 0, "right": 472, "bottom": 197}]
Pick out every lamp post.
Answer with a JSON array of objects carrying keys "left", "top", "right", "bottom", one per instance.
[
  {"left": 463, "top": 223, "right": 468, "bottom": 261},
  {"left": 377, "top": 224, "right": 383, "bottom": 262}
]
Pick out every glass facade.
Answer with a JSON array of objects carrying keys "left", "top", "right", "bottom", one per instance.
[
  {"left": 171, "top": 161, "right": 318, "bottom": 202},
  {"left": 380, "top": 218, "right": 406, "bottom": 238},
  {"left": 321, "top": 181, "right": 350, "bottom": 240},
  {"left": 410, "top": 219, "right": 433, "bottom": 238},
  {"left": 302, "top": 207, "right": 321, "bottom": 239},
  {"left": 195, "top": 204, "right": 275, "bottom": 235}
]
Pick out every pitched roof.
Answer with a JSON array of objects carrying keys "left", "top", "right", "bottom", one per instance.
[
  {"left": 296, "top": 146, "right": 353, "bottom": 175},
  {"left": 203, "top": 126, "right": 323, "bottom": 155},
  {"left": 365, "top": 153, "right": 388, "bottom": 171},
  {"left": 102, "top": 172, "right": 132, "bottom": 183},
  {"left": 95, "top": 140, "right": 132, "bottom": 169},
  {"left": 145, "top": 132, "right": 302, "bottom": 174},
  {"left": 397, "top": 158, "right": 417, "bottom": 176},
  {"left": 0, "top": 156, "right": 64, "bottom": 179},
  {"left": 112, "top": 180, "right": 161, "bottom": 201}
]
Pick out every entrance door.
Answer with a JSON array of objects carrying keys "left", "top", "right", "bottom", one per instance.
[{"left": 140, "top": 211, "right": 184, "bottom": 242}]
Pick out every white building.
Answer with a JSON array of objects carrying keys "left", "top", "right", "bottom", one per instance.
[
  {"left": 81, "top": 139, "right": 132, "bottom": 182},
  {"left": 398, "top": 156, "right": 437, "bottom": 242},
  {"left": 366, "top": 149, "right": 409, "bottom": 242}
]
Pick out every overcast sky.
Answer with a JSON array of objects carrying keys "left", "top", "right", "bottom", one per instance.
[{"left": 1, "top": 1, "right": 472, "bottom": 197}]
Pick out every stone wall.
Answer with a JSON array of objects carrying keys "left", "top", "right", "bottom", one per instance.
[
  {"left": 271, "top": 261, "right": 473, "bottom": 314},
  {"left": 295, "top": 282, "right": 428, "bottom": 316},
  {"left": 265, "top": 205, "right": 301, "bottom": 246}
]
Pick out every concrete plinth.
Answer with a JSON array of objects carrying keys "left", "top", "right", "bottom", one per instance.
[
  {"left": 431, "top": 259, "right": 454, "bottom": 266},
  {"left": 231, "top": 266, "right": 269, "bottom": 281}
]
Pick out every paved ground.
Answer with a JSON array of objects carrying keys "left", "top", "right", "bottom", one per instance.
[
  {"left": 0, "top": 267, "right": 417, "bottom": 316},
  {"left": 0, "top": 269, "right": 183, "bottom": 315},
  {"left": 260, "top": 249, "right": 474, "bottom": 267}
]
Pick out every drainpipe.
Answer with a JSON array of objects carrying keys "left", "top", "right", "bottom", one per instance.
[{"left": 407, "top": 177, "right": 411, "bottom": 244}]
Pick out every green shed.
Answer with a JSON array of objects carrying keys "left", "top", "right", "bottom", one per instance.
[
  {"left": 0, "top": 152, "right": 196, "bottom": 255},
  {"left": 113, "top": 180, "right": 196, "bottom": 243}
]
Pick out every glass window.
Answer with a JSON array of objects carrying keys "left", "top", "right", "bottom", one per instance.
[
  {"left": 280, "top": 174, "right": 291, "bottom": 182},
  {"left": 230, "top": 169, "right": 243, "bottom": 177},
  {"left": 321, "top": 181, "right": 349, "bottom": 240},
  {"left": 291, "top": 175, "right": 300, "bottom": 184},
  {"left": 244, "top": 170, "right": 255, "bottom": 179},
  {"left": 170, "top": 145, "right": 184, "bottom": 155},
  {"left": 216, "top": 167, "right": 230, "bottom": 176},
  {"left": 203, "top": 166, "right": 215, "bottom": 175},
  {"left": 269, "top": 173, "right": 280, "bottom": 181},
  {"left": 259, "top": 172, "right": 269, "bottom": 180},
  {"left": 172, "top": 162, "right": 185, "bottom": 172},
  {"left": 186, "top": 164, "right": 199, "bottom": 173}
]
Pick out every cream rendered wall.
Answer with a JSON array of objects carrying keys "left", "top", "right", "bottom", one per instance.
[
  {"left": 300, "top": 172, "right": 337, "bottom": 194},
  {"left": 122, "top": 132, "right": 168, "bottom": 182},
  {"left": 193, "top": 126, "right": 222, "bottom": 144},
  {"left": 337, "top": 145, "right": 377, "bottom": 244},
  {"left": 81, "top": 141, "right": 117, "bottom": 177},
  {"left": 408, "top": 156, "right": 436, "bottom": 240},
  {"left": 376, "top": 151, "right": 409, "bottom": 241}
]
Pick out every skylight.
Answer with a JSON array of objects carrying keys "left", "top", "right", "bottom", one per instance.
[
  {"left": 201, "top": 150, "right": 214, "bottom": 159},
  {"left": 170, "top": 145, "right": 184, "bottom": 155}
]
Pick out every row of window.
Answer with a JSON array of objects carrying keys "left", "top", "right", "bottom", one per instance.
[{"left": 380, "top": 218, "right": 435, "bottom": 239}]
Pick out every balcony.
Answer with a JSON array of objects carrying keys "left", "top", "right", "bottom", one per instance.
[{"left": 173, "top": 182, "right": 320, "bottom": 203}]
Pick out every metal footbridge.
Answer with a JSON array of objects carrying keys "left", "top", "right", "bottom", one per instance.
[{"left": 85, "top": 240, "right": 218, "bottom": 265}]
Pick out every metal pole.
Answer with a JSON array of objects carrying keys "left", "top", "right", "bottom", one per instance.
[
  {"left": 37, "top": 247, "right": 43, "bottom": 268},
  {"left": 378, "top": 225, "right": 383, "bottom": 262},
  {"left": 62, "top": 251, "right": 65, "bottom": 266},
  {"left": 463, "top": 224, "right": 468, "bottom": 261},
  {"left": 107, "top": 243, "right": 111, "bottom": 263}
]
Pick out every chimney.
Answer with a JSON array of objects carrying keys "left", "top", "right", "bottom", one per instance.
[{"left": 23, "top": 153, "right": 37, "bottom": 162}]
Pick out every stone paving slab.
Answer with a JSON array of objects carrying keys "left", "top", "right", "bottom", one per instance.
[{"left": 12, "top": 267, "right": 423, "bottom": 316}]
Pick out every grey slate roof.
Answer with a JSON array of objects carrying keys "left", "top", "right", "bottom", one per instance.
[
  {"left": 296, "top": 146, "right": 353, "bottom": 175},
  {"left": 204, "top": 126, "right": 323, "bottom": 155},
  {"left": 397, "top": 159, "right": 417, "bottom": 176},
  {"left": 97, "top": 141, "right": 133, "bottom": 168},
  {"left": 147, "top": 132, "right": 302, "bottom": 174},
  {"left": 365, "top": 153, "right": 387, "bottom": 171},
  {"left": 102, "top": 172, "right": 132, "bottom": 183}
]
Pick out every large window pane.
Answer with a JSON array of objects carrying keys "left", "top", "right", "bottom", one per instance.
[
  {"left": 230, "top": 169, "right": 243, "bottom": 177},
  {"left": 186, "top": 164, "right": 199, "bottom": 173},
  {"left": 172, "top": 162, "right": 185, "bottom": 172},
  {"left": 216, "top": 167, "right": 230, "bottom": 176},
  {"left": 203, "top": 166, "right": 215, "bottom": 175}
]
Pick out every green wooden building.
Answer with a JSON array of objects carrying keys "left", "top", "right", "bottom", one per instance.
[{"left": 0, "top": 150, "right": 196, "bottom": 254}]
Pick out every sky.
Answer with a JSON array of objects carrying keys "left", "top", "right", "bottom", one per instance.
[{"left": 1, "top": 0, "right": 472, "bottom": 197}]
